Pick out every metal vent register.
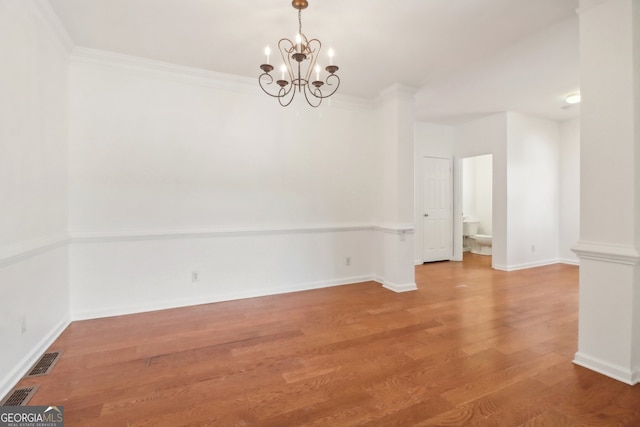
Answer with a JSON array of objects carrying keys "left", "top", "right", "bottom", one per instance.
[
  {"left": 0, "top": 351, "right": 63, "bottom": 406},
  {"left": 25, "top": 351, "right": 63, "bottom": 378},
  {"left": 0, "top": 386, "right": 39, "bottom": 406}
]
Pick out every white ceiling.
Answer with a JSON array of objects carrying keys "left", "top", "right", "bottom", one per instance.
[{"left": 48, "top": 0, "right": 581, "bottom": 122}]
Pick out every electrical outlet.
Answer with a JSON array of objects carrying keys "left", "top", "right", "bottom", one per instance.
[
  {"left": 346, "top": 257, "right": 351, "bottom": 266},
  {"left": 191, "top": 271, "right": 200, "bottom": 282},
  {"left": 20, "top": 316, "right": 26, "bottom": 335},
  {"left": 531, "top": 245, "right": 536, "bottom": 253}
]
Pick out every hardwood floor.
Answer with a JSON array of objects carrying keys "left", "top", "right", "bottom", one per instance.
[{"left": 14, "top": 254, "right": 640, "bottom": 426}]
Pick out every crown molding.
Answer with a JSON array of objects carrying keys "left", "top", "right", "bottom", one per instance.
[
  {"left": 576, "top": 0, "right": 612, "bottom": 15},
  {"left": 323, "top": 94, "right": 375, "bottom": 111},
  {"left": 71, "top": 47, "right": 258, "bottom": 94},
  {"left": 375, "top": 84, "right": 418, "bottom": 105},
  {"left": 70, "top": 47, "right": 373, "bottom": 110},
  {"left": 27, "top": 0, "right": 74, "bottom": 57}
]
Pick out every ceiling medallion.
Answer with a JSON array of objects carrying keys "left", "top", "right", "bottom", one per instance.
[{"left": 259, "top": 0, "right": 340, "bottom": 107}]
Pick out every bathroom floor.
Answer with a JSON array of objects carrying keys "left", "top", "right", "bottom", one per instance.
[{"left": 462, "top": 251, "right": 492, "bottom": 268}]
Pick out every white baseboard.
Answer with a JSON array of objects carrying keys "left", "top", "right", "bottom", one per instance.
[
  {"left": 0, "top": 315, "right": 71, "bottom": 400},
  {"left": 497, "top": 259, "right": 562, "bottom": 272},
  {"left": 573, "top": 352, "right": 639, "bottom": 386},
  {"left": 382, "top": 281, "right": 418, "bottom": 293},
  {"left": 71, "top": 276, "right": 375, "bottom": 321},
  {"left": 559, "top": 258, "right": 580, "bottom": 266}
]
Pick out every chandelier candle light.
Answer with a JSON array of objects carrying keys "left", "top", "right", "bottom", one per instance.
[{"left": 259, "top": 0, "right": 340, "bottom": 107}]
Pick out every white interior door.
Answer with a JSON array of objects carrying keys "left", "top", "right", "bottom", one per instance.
[{"left": 422, "top": 157, "right": 452, "bottom": 262}]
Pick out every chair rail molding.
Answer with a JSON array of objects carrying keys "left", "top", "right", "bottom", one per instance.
[{"left": 571, "top": 240, "right": 640, "bottom": 266}]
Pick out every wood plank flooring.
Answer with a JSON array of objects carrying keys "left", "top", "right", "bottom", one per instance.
[{"left": 13, "top": 254, "right": 640, "bottom": 426}]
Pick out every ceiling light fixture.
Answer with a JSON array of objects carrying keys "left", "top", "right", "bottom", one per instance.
[
  {"left": 565, "top": 93, "right": 581, "bottom": 104},
  {"left": 259, "top": 0, "right": 340, "bottom": 107}
]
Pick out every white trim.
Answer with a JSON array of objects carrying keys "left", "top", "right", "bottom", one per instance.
[
  {"left": 27, "top": 0, "right": 74, "bottom": 57},
  {"left": 371, "top": 275, "right": 384, "bottom": 285},
  {"left": 572, "top": 241, "right": 640, "bottom": 266},
  {"left": 70, "top": 47, "right": 373, "bottom": 110},
  {"left": 70, "top": 224, "right": 375, "bottom": 243},
  {"left": 0, "top": 315, "right": 71, "bottom": 400},
  {"left": 71, "top": 276, "right": 375, "bottom": 321},
  {"left": 559, "top": 258, "right": 580, "bottom": 266},
  {"left": 0, "top": 234, "right": 70, "bottom": 268},
  {"left": 576, "top": 0, "right": 611, "bottom": 15},
  {"left": 497, "top": 259, "right": 563, "bottom": 272},
  {"left": 382, "top": 281, "right": 418, "bottom": 293},
  {"left": 375, "top": 224, "right": 415, "bottom": 234},
  {"left": 72, "top": 47, "right": 256, "bottom": 93},
  {"left": 376, "top": 84, "right": 418, "bottom": 104},
  {"left": 325, "top": 94, "right": 375, "bottom": 111},
  {"left": 573, "top": 352, "right": 640, "bottom": 386}
]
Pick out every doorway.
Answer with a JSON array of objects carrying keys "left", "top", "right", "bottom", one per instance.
[{"left": 461, "top": 154, "right": 493, "bottom": 262}]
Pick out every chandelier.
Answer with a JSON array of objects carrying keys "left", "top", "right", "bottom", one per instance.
[{"left": 259, "top": 0, "right": 340, "bottom": 107}]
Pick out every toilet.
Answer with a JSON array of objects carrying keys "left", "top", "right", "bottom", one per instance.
[
  {"left": 462, "top": 219, "right": 479, "bottom": 252},
  {"left": 462, "top": 218, "right": 492, "bottom": 255},
  {"left": 468, "top": 234, "right": 492, "bottom": 255}
]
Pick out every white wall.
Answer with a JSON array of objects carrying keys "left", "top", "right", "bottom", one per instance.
[
  {"left": 0, "top": 1, "right": 70, "bottom": 398},
  {"left": 462, "top": 154, "right": 493, "bottom": 235},
  {"left": 462, "top": 158, "right": 476, "bottom": 224},
  {"left": 68, "top": 50, "right": 382, "bottom": 318},
  {"left": 453, "top": 112, "right": 564, "bottom": 271},
  {"left": 414, "top": 122, "right": 454, "bottom": 264},
  {"left": 70, "top": 230, "right": 374, "bottom": 319},
  {"left": 572, "top": 0, "right": 640, "bottom": 385},
  {"left": 559, "top": 118, "right": 580, "bottom": 264},
  {"left": 371, "top": 86, "right": 416, "bottom": 292},
  {"left": 506, "top": 112, "right": 560, "bottom": 269},
  {"left": 69, "top": 54, "right": 375, "bottom": 231}
]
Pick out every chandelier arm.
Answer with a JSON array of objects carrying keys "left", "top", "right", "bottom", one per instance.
[
  {"left": 258, "top": 72, "right": 275, "bottom": 96},
  {"left": 305, "top": 74, "right": 340, "bottom": 100},
  {"left": 259, "top": 72, "right": 296, "bottom": 100},
  {"left": 304, "top": 39, "right": 321, "bottom": 84},
  {"left": 277, "top": 86, "right": 297, "bottom": 107},
  {"left": 302, "top": 85, "right": 323, "bottom": 107},
  {"left": 306, "top": 38, "right": 321, "bottom": 55},
  {"left": 320, "top": 74, "right": 340, "bottom": 98},
  {"left": 297, "top": 60, "right": 304, "bottom": 92},
  {"left": 278, "top": 38, "right": 296, "bottom": 82}
]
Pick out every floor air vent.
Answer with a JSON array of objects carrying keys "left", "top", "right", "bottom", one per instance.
[
  {"left": 0, "top": 386, "right": 39, "bottom": 406},
  {"left": 25, "top": 351, "right": 63, "bottom": 378}
]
